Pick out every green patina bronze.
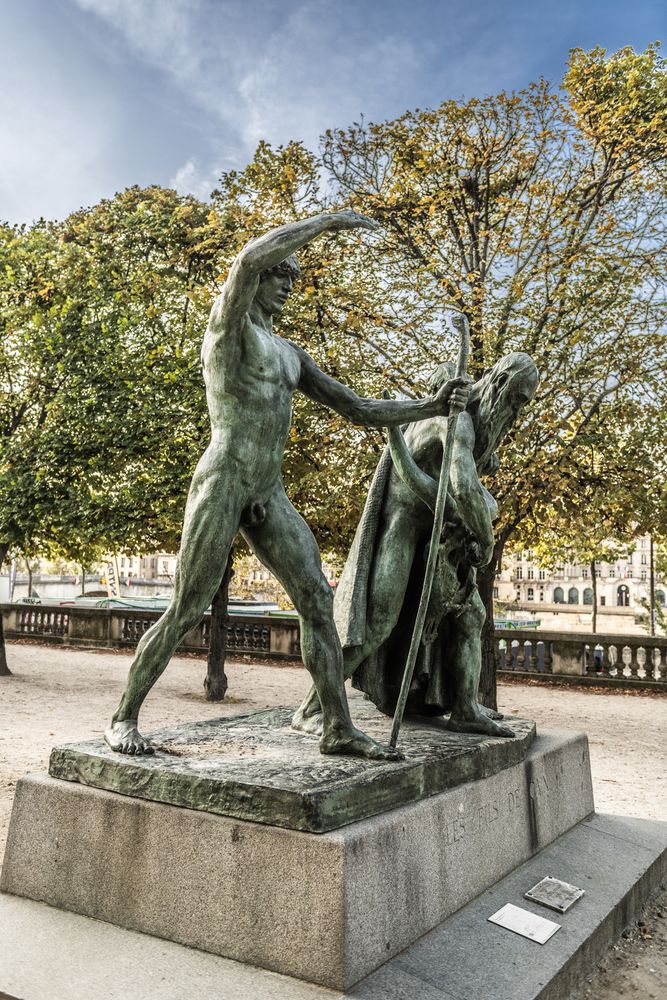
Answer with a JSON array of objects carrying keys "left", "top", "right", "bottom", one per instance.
[
  {"left": 293, "top": 353, "right": 539, "bottom": 738},
  {"left": 52, "top": 705, "right": 535, "bottom": 833},
  {"left": 104, "top": 211, "right": 469, "bottom": 762}
]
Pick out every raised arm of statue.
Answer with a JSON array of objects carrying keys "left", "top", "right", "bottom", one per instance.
[
  {"left": 207, "top": 211, "right": 379, "bottom": 336},
  {"left": 293, "top": 345, "right": 470, "bottom": 425}
]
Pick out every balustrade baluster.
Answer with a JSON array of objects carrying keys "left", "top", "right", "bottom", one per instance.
[
  {"left": 627, "top": 645, "right": 641, "bottom": 679},
  {"left": 527, "top": 642, "right": 538, "bottom": 673},
  {"left": 597, "top": 643, "right": 611, "bottom": 677}
]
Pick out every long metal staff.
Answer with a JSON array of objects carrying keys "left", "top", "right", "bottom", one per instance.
[{"left": 389, "top": 313, "right": 471, "bottom": 748}]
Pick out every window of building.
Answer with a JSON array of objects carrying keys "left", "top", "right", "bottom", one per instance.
[
  {"left": 608, "top": 568, "right": 615, "bottom": 578},
  {"left": 527, "top": 587, "right": 534, "bottom": 601},
  {"left": 641, "top": 570, "right": 647, "bottom": 581},
  {"left": 641, "top": 554, "right": 647, "bottom": 565},
  {"left": 554, "top": 587, "right": 564, "bottom": 604},
  {"left": 539, "top": 569, "right": 546, "bottom": 580},
  {"left": 583, "top": 588, "right": 593, "bottom": 605},
  {"left": 600, "top": 595, "right": 606, "bottom": 606},
  {"left": 516, "top": 567, "right": 523, "bottom": 580},
  {"left": 493, "top": 587, "right": 499, "bottom": 599},
  {"left": 617, "top": 585, "right": 630, "bottom": 607},
  {"left": 527, "top": 568, "right": 534, "bottom": 580},
  {"left": 539, "top": 590, "right": 545, "bottom": 602},
  {"left": 582, "top": 568, "right": 588, "bottom": 578},
  {"left": 568, "top": 587, "right": 579, "bottom": 605},
  {"left": 657, "top": 590, "right": 666, "bottom": 607}
]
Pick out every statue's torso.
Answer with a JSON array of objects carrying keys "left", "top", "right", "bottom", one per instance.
[{"left": 199, "top": 316, "right": 302, "bottom": 494}]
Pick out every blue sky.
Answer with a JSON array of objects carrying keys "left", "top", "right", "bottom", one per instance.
[{"left": 1, "top": 0, "right": 664, "bottom": 225}]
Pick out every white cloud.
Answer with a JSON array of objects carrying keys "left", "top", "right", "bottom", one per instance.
[
  {"left": 75, "top": 0, "right": 201, "bottom": 76},
  {"left": 169, "top": 159, "right": 219, "bottom": 200},
  {"left": 72, "top": 0, "right": 424, "bottom": 178}
]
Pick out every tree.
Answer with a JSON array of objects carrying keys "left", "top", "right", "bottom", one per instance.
[
  {"left": 204, "top": 552, "right": 233, "bottom": 702},
  {"left": 313, "top": 44, "right": 666, "bottom": 706},
  {"left": 0, "top": 187, "right": 225, "bottom": 670}
]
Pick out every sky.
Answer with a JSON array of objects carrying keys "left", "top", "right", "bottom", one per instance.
[{"left": 0, "top": 0, "right": 664, "bottom": 225}]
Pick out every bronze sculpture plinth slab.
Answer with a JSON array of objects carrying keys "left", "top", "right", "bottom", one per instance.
[{"left": 50, "top": 704, "right": 535, "bottom": 833}]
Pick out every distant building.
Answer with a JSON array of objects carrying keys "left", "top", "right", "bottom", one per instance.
[
  {"left": 114, "top": 552, "right": 339, "bottom": 605},
  {"left": 116, "top": 553, "right": 177, "bottom": 581},
  {"left": 495, "top": 535, "right": 665, "bottom": 624}
]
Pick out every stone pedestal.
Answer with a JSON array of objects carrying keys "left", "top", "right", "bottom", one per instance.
[{"left": 0, "top": 707, "right": 594, "bottom": 991}]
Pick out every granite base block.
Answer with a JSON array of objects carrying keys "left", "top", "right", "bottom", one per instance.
[
  {"left": 1, "top": 729, "right": 593, "bottom": 990},
  {"left": 2, "top": 814, "right": 665, "bottom": 1000}
]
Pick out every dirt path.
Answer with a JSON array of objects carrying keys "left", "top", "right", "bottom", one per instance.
[{"left": 0, "top": 643, "right": 665, "bottom": 999}]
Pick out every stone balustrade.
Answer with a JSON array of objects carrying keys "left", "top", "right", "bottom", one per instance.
[
  {"left": 495, "top": 627, "right": 667, "bottom": 686},
  {"left": 2, "top": 604, "right": 665, "bottom": 688},
  {"left": 1, "top": 603, "right": 299, "bottom": 660}
]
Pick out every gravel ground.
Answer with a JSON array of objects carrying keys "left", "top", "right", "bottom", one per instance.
[{"left": 0, "top": 642, "right": 665, "bottom": 999}]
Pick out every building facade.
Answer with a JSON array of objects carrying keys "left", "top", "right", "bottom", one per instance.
[{"left": 495, "top": 535, "right": 665, "bottom": 613}]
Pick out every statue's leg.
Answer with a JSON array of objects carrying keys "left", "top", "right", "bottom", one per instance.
[
  {"left": 105, "top": 467, "right": 243, "bottom": 755},
  {"left": 294, "top": 513, "right": 420, "bottom": 730},
  {"left": 446, "top": 591, "right": 514, "bottom": 738},
  {"left": 243, "top": 487, "right": 401, "bottom": 760}
]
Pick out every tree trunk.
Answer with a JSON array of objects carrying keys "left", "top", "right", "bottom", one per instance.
[
  {"left": 26, "top": 559, "right": 33, "bottom": 597},
  {"left": 204, "top": 554, "right": 233, "bottom": 702},
  {"left": 80, "top": 565, "right": 86, "bottom": 596},
  {"left": 0, "top": 544, "right": 11, "bottom": 676},
  {"left": 590, "top": 558, "right": 597, "bottom": 634},
  {"left": 649, "top": 536, "right": 655, "bottom": 637}
]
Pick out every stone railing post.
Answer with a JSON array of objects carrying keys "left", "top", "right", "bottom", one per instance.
[
  {"left": 66, "top": 607, "right": 112, "bottom": 647},
  {"left": 269, "top": 619, "right": 301, "bottom": 659},
  {"left": 550, "top": 639, "right": 586, "bottom": 676}
]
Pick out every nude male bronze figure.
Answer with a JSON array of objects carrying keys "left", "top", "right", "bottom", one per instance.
[{"left": 105, "top": 211, "right": 468, "bottom": 760}]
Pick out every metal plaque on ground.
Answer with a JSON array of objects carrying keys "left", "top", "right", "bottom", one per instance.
[
  {"left": 524, "top": 875, "right": 585, "bottom": 913},
  {"left": 488, "top": 903, "right": 561, "bottom": 944}
]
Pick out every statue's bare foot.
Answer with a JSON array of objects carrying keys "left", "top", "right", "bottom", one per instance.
[
  {"left": 447, "top": 711, "right": 514, "bottom": 738},
  {"left": 320, "top": 725, "right": 404, "bottom": 761},
  {"left": 104, "top": 720, "right": 155, "bottom": 755},
  {"left": 478, "top": 703, "right": 504, "bottom": 721},
  {"left": 291, "top": 706, "right": 324, "bottom": 736}
]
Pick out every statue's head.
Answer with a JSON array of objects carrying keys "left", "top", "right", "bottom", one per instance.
[
  {"left": 468, "top": 352, "right": 539, "bottom": 471},
  {"left": 255, "top": 254, "right": 301, "bottom": 315}
]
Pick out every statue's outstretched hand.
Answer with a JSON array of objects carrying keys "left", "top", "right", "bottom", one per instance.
[
  {"left": 434, "top": 376, "right": 471, "bottom": 415},
  {"left": 329, "top": 209, "right": 380, "bottom": 233}
]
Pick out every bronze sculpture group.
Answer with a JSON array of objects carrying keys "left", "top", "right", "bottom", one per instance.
[{"left": 105, "top": 212, "right": 538, "bottom": 760}]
